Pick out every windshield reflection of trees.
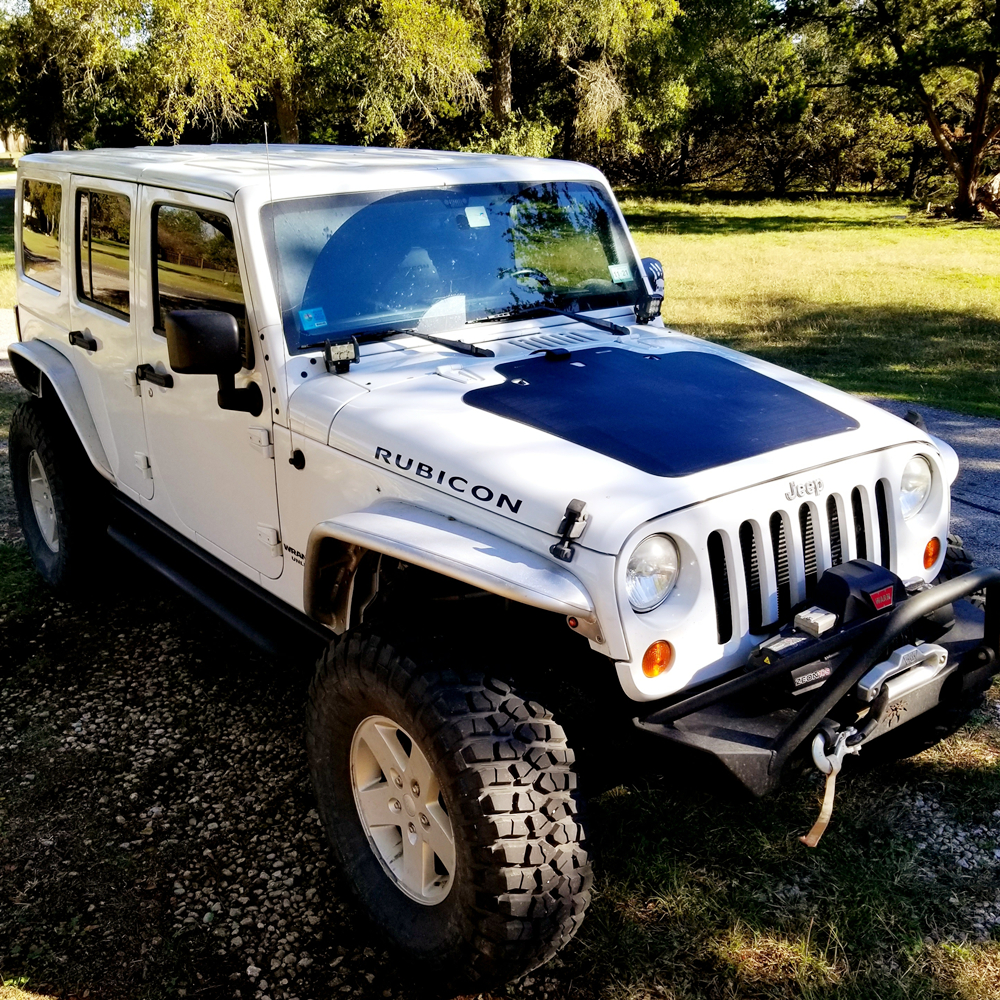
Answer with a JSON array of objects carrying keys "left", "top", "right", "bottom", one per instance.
[{"left": 500, "top": 183, "right": 626, "bottom": 315}]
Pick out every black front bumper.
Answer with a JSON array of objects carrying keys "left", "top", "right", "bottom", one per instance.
[{"left": 634, "top": 570, "right": 1000, "bottom": 795}]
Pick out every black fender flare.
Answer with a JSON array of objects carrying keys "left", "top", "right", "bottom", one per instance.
[{"left": 8, "top": 340, "right": 114, "bottom": 482}]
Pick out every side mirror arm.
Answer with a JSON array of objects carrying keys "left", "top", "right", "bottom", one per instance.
[{"left": 216, "top": 372, "right": 263, "bottom": 416}]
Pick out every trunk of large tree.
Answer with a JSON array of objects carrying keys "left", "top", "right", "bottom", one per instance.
[
  {"left": 273, "top": 83, "right": 300, "bottom": 144},
  {"left": 952, "top": 171, "right": 980, "bottom": 220},
  {"left": 487, "top": 0, "right": 515, "bottom": 123}
]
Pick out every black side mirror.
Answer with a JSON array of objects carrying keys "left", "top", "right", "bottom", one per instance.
[
  {"left": 633, "top": 257, "right": 664, "bottom": 325},
  {"left": 165, "top": 310, "right": 262, "bottom": 416}
]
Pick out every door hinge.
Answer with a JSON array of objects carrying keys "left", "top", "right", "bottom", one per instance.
[
  {"left": 134, "top": 452, "right": 153, "bottom": 480},
  {"left": 256, "top": 524, "right": 282, "bottom": 557},
  {"left": 248, "top": 426, "right": 274, "bottom": 459},
  {"left": 124, "top": 370, "right": 141, "bottom": 397}
]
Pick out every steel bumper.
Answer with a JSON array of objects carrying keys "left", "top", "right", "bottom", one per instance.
[{"left": 633, "top": 570, "right": 1000, "bottom": 795}]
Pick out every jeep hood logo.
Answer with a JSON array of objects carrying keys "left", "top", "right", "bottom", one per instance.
[{"left": 785, "top": 477, "right": 824, "bottom": 501}]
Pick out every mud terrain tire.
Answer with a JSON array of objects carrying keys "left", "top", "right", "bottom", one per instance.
[
  {"left": 306, "top": 633, "right": 591, "bottom": 987},
  {"left": 9, "top": 396, "right": 103, "bottom": 590}
]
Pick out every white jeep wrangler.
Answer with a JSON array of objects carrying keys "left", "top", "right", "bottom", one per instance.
[{"left": 10, "top": 145, "right": 1000, "bottom": 986}]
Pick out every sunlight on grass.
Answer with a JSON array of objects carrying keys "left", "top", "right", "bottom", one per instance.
[
  {"left": 712, "top": 921, "right": 845, "bottom": 989},
  {"left": 624, "top": 198, "right": 1000, "bottom": 417},
  {"left": 923, "top": 942, "right": 1000, "bottom": 1000}
]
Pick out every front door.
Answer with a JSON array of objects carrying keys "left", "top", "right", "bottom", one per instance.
[
  {"left": 68, "top": 176, "right": 152, "bottom": 499},
  {"left": 136, "top": 186, "right": 283, "bottom": 580}
]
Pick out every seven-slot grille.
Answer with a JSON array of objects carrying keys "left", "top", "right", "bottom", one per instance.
[{"left": 706, "top": 483, "right": 893, "bottom": 643}]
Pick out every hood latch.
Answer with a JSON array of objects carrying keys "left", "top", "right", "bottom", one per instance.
[{"left": 550, "top": 499, "right": 589, "bottom": 563}]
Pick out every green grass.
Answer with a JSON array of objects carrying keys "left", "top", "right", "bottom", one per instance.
[{"left": 623, "top": 198, "right": 1000, "bottom": 417}]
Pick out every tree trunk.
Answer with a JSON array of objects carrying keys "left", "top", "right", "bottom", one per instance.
[
  {"left": 487, "top": 0, "right": 515, "bottom": 124},
  {"left": 273, "top": 83, "right": 300, "bottom": 144},
  {"left": 951, "top": 170, "right": 980, "bottom": 220}
]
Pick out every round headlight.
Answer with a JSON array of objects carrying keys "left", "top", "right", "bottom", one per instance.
[
  {"left": 626, "top": 534, "right": 680, "bottom": 613},
  {"left": 900, "top": 455, "right": 932, "bottom": 519}
]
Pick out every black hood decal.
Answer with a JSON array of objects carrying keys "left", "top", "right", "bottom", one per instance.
[{"left": 463, "top": 348, "right": 859, "bottom": 478}]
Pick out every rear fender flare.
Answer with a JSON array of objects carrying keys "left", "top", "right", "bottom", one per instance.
[{"left": 8, "top": 340, "right": 114, "bottom": 482}]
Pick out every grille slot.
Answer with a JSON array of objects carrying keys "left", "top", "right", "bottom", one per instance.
[
  {"left": 827, "top": 495, "right": 843, "bottom": 566},
  {"left": 875, "top": 480, "right": 891, "bottom": 569},
  {"left": 707, "top": 531, "right": 733, "bottom": 644},
  {"left": 851, "top": 487, "right": 867, "bottom": 560},
  {"left": 770, "top": 512, "right": 791, "bottom": 625},
  {"left": 739, "top": 521, "right": 763, "bottom": 634},
  {"left": 708, "top": 481, "right": 881, "bottom": 644},
  {"left": 799, "top": 503, "right": 818, "bottom": 599}
]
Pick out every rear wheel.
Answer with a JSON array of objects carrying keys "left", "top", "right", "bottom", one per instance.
[
  {"left": 10, "top": 397, "right": 103, "bottom": 589},
  {"left": 306, "top": 633, "right": 591, "bottom": 987}
]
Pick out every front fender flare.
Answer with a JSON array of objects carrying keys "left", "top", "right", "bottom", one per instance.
[
  {"left": 305, "top": 500, "right": 598, "bottom": 631},
  {"left": 8, "top": 340, "right": 114, "bottom": 482}
]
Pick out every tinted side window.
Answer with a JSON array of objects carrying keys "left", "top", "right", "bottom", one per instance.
[
  {"left": 155, "top": 205, "right": 246, "bottom": 331},
  {"left": 21, "top": 179, "right": 62, "bottom": 290},
  {"left": 78, "top": 191, "right": 131, "bottom": 316}
]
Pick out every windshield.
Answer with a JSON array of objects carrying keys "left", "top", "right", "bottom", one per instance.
[{"left": 261, "top": 181, "right": 642, "bottom": 350}]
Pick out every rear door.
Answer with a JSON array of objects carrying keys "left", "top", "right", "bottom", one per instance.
[
  {"left": 68, "top": 176, "right": 152, "bottom": 499},
  {"left": 135, "top": 186, "right": 283, "bottom": 580}
]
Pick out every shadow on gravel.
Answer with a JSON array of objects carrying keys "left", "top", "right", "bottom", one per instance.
[{"left": 3, "top": 553, "right": 1000, "bottom": 1000}]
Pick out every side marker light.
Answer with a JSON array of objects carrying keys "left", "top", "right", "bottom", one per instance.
[
  {"left": 642, "top": 640, "right": 675, "bottom": 678},
  {"left": 924, "top": 537, "right": 941, "bottom": 569}
]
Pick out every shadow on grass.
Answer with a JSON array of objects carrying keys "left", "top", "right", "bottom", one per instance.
[
  {"left": 671, "top": 302, "right": 1000, "bottom": 418},
  {"left": 571, "top": 749, "right": 1000, "bottom": 1000},
  {"left": 0, "top": 197, "right": 12, "bottom": 256},
  {"left": 622, "top": 206, "right": 1000, "bottom": 237}
]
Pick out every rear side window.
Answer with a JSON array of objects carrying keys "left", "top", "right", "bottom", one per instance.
[
  {"left": 78, "top": 190, "right": 131, "bottom": 316},
  {"left": 21, "top": 179, "right": 62, "bottom": 290},
  {"left": 154, "top": 204, "right": 245, "bottom": 331}
]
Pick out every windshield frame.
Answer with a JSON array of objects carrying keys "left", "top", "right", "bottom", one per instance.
[{"left": 260, "top": 179, "right": 645, "bottom": 354}]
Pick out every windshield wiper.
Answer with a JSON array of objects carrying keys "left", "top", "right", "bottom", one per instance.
[
  {"left": 323, "top": 327, "right": 494, "bottom": 359},
  {"left": 471, "top": 304, "right": 632, "bottom": 337}
]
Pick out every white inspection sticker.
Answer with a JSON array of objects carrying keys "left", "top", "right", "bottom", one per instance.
[
  {"left": 465, "top": 206, "right": 490, "bottom": 228},
  {"left": 608, "top": 263, "right": 631, "bottom": 283}
]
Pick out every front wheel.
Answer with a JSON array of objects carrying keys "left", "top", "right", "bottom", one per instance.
[{"left": 306, "top": 634, "right": 591, "bottom": 987}]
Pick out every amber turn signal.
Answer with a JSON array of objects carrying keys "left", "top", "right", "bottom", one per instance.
[
  {"left": 924, "top": 537, "right": 941, "bottom": 569},
  {"left": 642, "top": 640, "right": 675, "bottom": 678}
]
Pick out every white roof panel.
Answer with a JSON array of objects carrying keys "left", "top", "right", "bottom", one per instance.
[{"left": 19, "top": 145, "right": 607, "bottom": 201}]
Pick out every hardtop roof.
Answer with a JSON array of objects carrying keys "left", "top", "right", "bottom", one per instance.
[{"left": 18, "top": 144, "right": 606, "bottom": 201}]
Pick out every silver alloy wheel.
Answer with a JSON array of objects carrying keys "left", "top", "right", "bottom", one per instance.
[
  {"left": 27, "top": 450, "right": 59, "bottom": 553},
  {"left": 350, "top": 715, "right": 455, "bottom": 905}
]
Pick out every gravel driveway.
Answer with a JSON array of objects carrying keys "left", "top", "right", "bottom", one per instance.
[{"left": 0, "top": 346, "right": 998, "bottom": 999}]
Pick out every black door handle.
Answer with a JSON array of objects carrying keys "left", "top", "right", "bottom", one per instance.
[
  {"left": 136, "top": 363, "right": 174, "bottom": 389},
  {"left": 68, "top": 330, "right": 98, "bottom": 352}
]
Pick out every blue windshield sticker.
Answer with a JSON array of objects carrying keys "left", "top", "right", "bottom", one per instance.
[
  {"left": 465, "top": 206, "right": 490, "bottom": 228},
  {"left": 299, "top": 308, "right": 328, "bottom": 331}
]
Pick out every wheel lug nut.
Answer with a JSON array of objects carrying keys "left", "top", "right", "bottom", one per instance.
[
  {"left": 411, "top": 780, "right": 420, "bottom": 796},
  {"left": 408, "top": 822, "right": 416, "bottom": 835},
  {"left": 420, "top": 813, "right": 430, "bottom": 828},
  {"left": 389, "top": 798, "right": 401, "bottom": 813},
  {"left": 390, "top": 768, "right": 403, "bottom": 788}
]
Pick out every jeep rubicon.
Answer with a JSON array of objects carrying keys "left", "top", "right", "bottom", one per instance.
[{"left": 10, "top": 145, "right": 1000, "bottom": 986}]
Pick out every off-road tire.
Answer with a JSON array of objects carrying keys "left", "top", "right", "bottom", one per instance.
[
  {"left": 306, "top": 633, "right": 591, "bottom": 987},
  {"left": 9, "top": 396, "right": 104, "bottom": 590}
]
